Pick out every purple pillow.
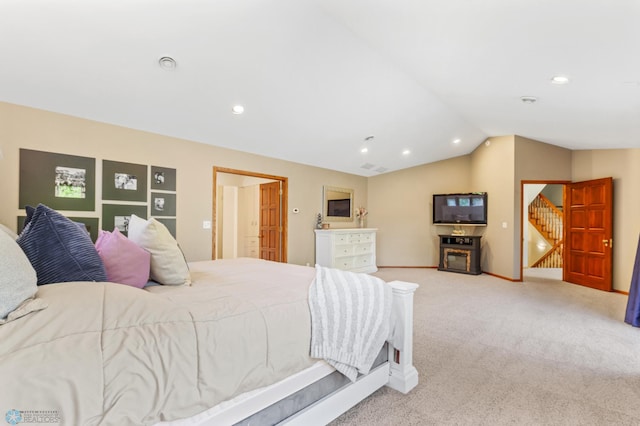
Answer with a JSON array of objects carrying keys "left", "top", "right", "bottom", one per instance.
[{"left": 95, "top": 228, "right": 151, "bottom": 288}]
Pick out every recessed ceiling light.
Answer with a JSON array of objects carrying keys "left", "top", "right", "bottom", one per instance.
[
  {"left": 520, "top": 96, "right": 537, "bottom": 104},
  {"left": 232, "top": 105, "right": 245, "bottom": 115},
  {"left": 551, "top": 75, "right": 569, "bottom": 85},
  {"left": 360, "top": 147, "right": 369, "bottom": 153},
  {"left": 453, "top": 139, "right": 461, "bottom": 144},
  {"left": 402, "top": 149, "right": 411, "bottom": 156},
  {"left": 158, "top": 56, "right": 177, "bottom": 70}
]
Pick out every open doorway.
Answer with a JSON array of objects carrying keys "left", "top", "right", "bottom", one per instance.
[
  {"left": 521, "top": 181, "right": 568, "bottom": 281},
  {"left": 213, "top": 167, "right": 288, "bottom": 262},
  {"left": 521, "top": 178, "right": 614, "bottom": 290}
]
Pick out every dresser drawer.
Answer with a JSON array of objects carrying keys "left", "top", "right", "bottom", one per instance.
[
  {"left": 348, "top": 233, "right": 373, "bottom": 244},
  {"left": 334, "top": 256, "right": 355, "bottom": 270},
  {"left": 351, "top": 254, "right": 374, "bottom": 272}
]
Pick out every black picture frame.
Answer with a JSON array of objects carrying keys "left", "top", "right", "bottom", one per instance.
[
  {"left": 151, "top": 192, "right": 176, "bottom": 217},
  {"left": 101, "top": 204, "right": 147, "bottom": 236},
  {"left": 19, "top": 149, "right": 96, "bottom": 211},
  {"left": 151, "top": 166, "right": 176, "bottom": 191},
  {"left": 102, "top": 160, "right": 148, "bottom": 202}
]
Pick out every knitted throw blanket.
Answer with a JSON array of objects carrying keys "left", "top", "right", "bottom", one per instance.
[{"left": 308, "top": 265, "right": 392, "bottom": 382}]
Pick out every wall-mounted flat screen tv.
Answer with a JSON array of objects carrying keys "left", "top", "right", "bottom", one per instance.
[
  {"left": 433, "top": 192, "right": 488, "bottom": 225},
  {"left": 327, "top": 198, "right": 351, "bottom": 217}
]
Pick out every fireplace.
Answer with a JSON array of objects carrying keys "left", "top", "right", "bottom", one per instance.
[
  {"left": 443, "top": 248, "right": 471, "bottom": 273},
  {"left": 438, "top": 235, "right": 482, "bottom": 275}
]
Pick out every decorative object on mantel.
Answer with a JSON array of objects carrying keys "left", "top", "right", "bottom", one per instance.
[
  {"left": 322, "top": 223, "right": 330, "bottom": 229},
  {"left": 316, "top": 213, "right": 323, "bottom": 229},
  {"left": 355, "top": 206, "right": 368, "bottom": 228}
]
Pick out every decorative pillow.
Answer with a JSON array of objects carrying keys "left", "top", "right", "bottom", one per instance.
[
  {"left": 16, "top": 204, "right": 107, "bottom": 285},
  {"left": 0, "top": 231, "right": 38, "bottom": 319},
  {"left": 95, "top": 228, "right": 151, "bottom": 288},
  {"left": 0, "top": 223, "right": 19, "bottom": 240},
  {"left": 23, "top": 205, "right": 36, "bottom": 230},
  {"left": 127, "top": 215, "right": 191, "bottom": 286}
]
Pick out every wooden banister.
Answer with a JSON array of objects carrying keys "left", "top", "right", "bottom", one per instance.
[{"left": 528, "top": 193, "right": 564, "bottom": 268}]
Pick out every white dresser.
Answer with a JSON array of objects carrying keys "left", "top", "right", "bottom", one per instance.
[{"left": 314, "top": 228, "right": 377, "bottom": 273}]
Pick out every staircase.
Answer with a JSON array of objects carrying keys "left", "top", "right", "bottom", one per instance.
[{"left": 528, "top": 193, "right": 563, "bottom": 268}]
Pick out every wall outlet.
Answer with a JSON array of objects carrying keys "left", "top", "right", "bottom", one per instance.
[{"left": 203, "top": 220, "right": 212, "bottom": 229}]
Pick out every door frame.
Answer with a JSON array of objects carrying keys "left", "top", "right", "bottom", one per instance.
[
  {"left": 212, "top": 167, "right": 288, "bottom": 262},
  {"left": 519, "top": 180, "right": 570, "bottom": 281}
]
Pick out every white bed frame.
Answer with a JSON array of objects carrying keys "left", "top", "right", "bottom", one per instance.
[{"left": 160, "top": 281, "right": 419, "bottom": 426}]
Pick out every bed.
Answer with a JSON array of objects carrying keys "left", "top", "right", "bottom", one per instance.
[{"left": 0, "top": 208, "right": 419, "bottom": 425}]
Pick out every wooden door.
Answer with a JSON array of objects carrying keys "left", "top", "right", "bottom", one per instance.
[
  {"left": 259, "top": 181, "right": 281, "bottom": 262},
  {"left": 564, "top": 177, "right": 613, "bottom": 291}
]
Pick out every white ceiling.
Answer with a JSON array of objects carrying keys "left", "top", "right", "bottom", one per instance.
[{"left": 1, "top": 0, "right": 639, "bottom": 176}]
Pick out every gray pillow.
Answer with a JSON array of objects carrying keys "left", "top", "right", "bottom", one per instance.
[
  {"left": 0, "top": 231, "right": 37, "bottom": 319},
  {"left": 0, "top": 223, "right": 18, "bottom": 240}
]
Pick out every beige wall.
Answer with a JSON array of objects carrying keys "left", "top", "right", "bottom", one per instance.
[
  {"left": 572, "top": 149, "right": 640, "bottom": 292},
  {"left": 367, "top": 155, "right": 472, "bottom": 266},
  {"left": 469, "top": 136, "right": 516, "bottom": 278},
  {"left": 0, "top": 102, "right": 367, "bottom": 266},
  {"left": 513, "top": 136, "right": 573, "bottom": 277}
]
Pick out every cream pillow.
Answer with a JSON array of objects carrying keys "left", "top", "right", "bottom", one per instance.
[
  {"left": 127, "top": 215, "right": 191, "bottom": 286},
  {"left": 0, "top": 231, "right": 39, "bottom": 319}
]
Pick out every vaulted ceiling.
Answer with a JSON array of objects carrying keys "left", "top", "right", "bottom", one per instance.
[{"left": 1, "top": 0, "right": 639, "bottom": 176}]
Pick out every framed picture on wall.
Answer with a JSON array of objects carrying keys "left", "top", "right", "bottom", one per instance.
[
  {"left": 102, "top": 160, "right": 148, "bottom": 202},
  {"left": 19, "top": 148, "right": 96, "bottom": 211},
  {"left": 151, "top": 192, "right": 176, "bottom": 217},
  {"left": 151, "top": 166, "right": 176, "bottom": 191},
  {"left": 101, "top": 204, "right": 147, "bottom": 236}
]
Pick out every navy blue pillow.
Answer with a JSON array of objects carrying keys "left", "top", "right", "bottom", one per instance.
[{"left": 16, "top": 204, "right": 107, "bottom": 285}]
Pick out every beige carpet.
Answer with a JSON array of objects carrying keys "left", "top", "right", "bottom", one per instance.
[{"left": 330, "top": 268, "right": 640, "bottom": 425}]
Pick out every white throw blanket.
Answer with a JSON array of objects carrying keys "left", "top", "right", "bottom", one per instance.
[{"left": 308, "top": 265, "right": 392, "bottom": 382}]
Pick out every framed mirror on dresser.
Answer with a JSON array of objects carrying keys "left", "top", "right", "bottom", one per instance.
[{"left": 323, "top": 186, "right": 353, "bottom": 222}]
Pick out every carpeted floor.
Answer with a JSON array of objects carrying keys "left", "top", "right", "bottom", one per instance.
[{"left": 330, "top": 268, "right": 640, "bottom": 425}]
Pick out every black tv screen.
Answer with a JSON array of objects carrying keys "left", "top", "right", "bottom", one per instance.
[
  {"left": 327, "top": 199, "right": 351, "bottom": 217},
  {"left": 433, "top": 192, "right": 487, "bottom": 225}
]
